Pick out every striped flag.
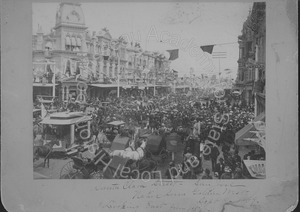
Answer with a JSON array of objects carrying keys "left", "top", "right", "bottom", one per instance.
[
  {"left": 212, "top": 51, "right": 227, "bottom": 59},
  {"left": 166, "top": 49, "right": 179, "bottom": 60}
]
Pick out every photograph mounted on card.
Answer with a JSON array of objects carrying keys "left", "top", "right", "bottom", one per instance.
[
  {"left": 1, "top": 0, "right": 298, "bottom": 212},
  {"left": 32, "top": 1, "right": 267, "bottom": 181}
]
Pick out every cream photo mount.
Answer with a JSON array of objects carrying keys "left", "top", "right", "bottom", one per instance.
[{"left": 1, "top": 0, "right": 298, "bottom": 212}]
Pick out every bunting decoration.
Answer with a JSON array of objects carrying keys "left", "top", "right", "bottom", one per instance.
[
  {"left": 166, "top": 49, "right": 179, "bottom": 60},
  {"left": 200, "top": 45, "right": 214, "bottom": 54}
]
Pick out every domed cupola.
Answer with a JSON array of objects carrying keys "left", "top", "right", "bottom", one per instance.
[{"left": 55, "top": 2, "right": 85, "bottom": 28}]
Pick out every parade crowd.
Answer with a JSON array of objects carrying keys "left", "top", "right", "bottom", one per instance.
[{"left": 35, "top": 88, "right": 264, "bottom": 179}]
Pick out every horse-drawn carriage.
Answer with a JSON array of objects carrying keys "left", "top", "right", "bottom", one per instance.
[
  {"left": 59, "top": 148, "right": 110, "bottom": 179},
  {"left": 33, "top": 111, "right": 93, "bottom": 169},
  {"left": 59, "top": 128, "right": 163, "bottom": 179},
  {"left": 104, "top": 121, "right": 126, "bottom": 142}
]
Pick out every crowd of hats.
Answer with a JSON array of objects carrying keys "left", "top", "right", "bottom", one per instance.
[{"left": 82, "top": 90, "right": 255, "bottom": 139}]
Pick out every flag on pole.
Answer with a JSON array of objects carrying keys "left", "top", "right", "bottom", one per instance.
[
  {"left": 166, "top": 49, "right": 179, "bottom": 60},
  {"left": 200, "top": 45, "right": 214, "bottom": 54}
]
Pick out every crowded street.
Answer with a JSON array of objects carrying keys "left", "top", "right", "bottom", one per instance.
[
  {"left": 32, "top": 2, "right": 266, "bottom": 181},
  {"left": 33, "top": 88, "right": 264, "bottom": 180}
]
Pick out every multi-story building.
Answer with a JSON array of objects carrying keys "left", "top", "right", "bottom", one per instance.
[
  {"left": 32, "top": 2, "right": 171, "bottom": 103},
  {"left": 235, "top": 2, "right": 265, "bottom": 115}
]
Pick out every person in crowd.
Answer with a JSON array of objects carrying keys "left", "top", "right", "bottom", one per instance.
[
  {"left": 110, "top": 137, "right": 147, "bottom": 161},
  {"left": 202, "top": 168, "right": 213, "bottom": 179},
  {"left": 233, "top": 167, "right": 244, "bottom": 179},
  {"left": 96, "top": 128, "right": 110, "bottom": 148},
  {"left": 215, "top": 157, "right": 225, "bottom": 179},
  {"left": 165, "top": 161, "right": 178, "bottom": 179},
  {"left": 220, "top": 166, "right": 232, "bottom": 179},
  {"left": 233, "top": 149, "right": 242, "bottom": 166},
  {"left": 210, "top": 145, "right": 220, "bottom": 172},
  {"left": 244, "top": 150, "right": 256, "bottom": 160},
  {"left": 193, "top": 117, "right": 201, "bottom": 138},
  {"left": 47, "top": 88, "right": 256, "bottom": 178}
]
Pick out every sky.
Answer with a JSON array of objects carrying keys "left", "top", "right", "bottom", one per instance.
[{"left": 32, "top": 2, "right": 253, "bottom": 78}]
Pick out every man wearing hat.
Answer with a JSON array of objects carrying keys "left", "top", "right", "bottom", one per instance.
[
  {"left": 215, "top": 157, "right": 225, "bottom": 179},
  {"left": 165, "top": 161, "right": 176, "bottom": 179},
  {"left": 110, "top": 136, "right": 148, "bottom": 161},
  {"left": 202, "top": 168, "right": 213, "bottom": 179},
  {"left": 193, "top": 118, "right": 201, "bottom": 137},
  {"left": 210, "top": 145, "right": 220, "bottom": 172}
]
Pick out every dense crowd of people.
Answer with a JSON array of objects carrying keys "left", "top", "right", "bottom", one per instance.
[
  {"left": 70, "top": 90, "right": 255, "bottom": 136},
  {"left": 34, "top": 88, "right": 264, "bottom": 179}
]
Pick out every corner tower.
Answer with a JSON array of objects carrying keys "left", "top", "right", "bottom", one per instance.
[{"left": 54, "top": 2, "right": 87, "bottom": 52}]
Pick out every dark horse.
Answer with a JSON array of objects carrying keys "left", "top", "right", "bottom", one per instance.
[{"left": 33, "top": 139, "right": 60, "bottom": 168}]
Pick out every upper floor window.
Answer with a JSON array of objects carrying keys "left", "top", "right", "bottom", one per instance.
[
  {"left": 45, "top": 41, "right": 53, "bottom": 51},
  {"left": 65, "top": 36, "right": 71, "bottom": 51},
  {"left": 65, "top": 35, "right": 82, "bottom": 51}
]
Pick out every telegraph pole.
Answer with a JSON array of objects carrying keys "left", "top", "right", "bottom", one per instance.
[
  {"left": 212, "top": 51, "right": 227, "bottom": 82},
  {"left": 117, "top": 51, "right": 120, "bottom": 98}
]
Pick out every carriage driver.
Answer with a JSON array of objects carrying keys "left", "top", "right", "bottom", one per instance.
[{"left": 109, "top": 136, "right": 148, "bottom": 161}]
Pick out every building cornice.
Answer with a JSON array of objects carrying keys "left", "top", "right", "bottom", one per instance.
[{"left": 54, "top": 23, "right": 88, "bottom": 30}]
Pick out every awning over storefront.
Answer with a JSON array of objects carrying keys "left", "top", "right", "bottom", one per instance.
[
  {"left": 65, "top": 36, "right": 71, "bottom": 46},
  {"left": 91, "top": 83, "right": 118, "bottom": 88},
  {"left": 175, "top": 85, "right": 190, "bottom": 89},
  {"left": 41, "top": 115, "right": 92, "bottom": 125},
  {"left": 235, "top": 112, "right": 265, "bottom": 146},
  {"left": 33, "top": 83, "right": 58, "bottom": 87}
]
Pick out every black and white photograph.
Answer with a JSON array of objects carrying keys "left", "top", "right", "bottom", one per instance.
[
  {"left": 32, "top": 1, "right": 266, "bottom": 180},
  {"left": 2, "top": 0, "right": 298, "bottom": 211}
]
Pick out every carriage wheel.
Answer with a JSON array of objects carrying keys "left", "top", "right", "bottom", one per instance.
[{"left": 60, "top": 161, "right": 81, "bottom": 179}]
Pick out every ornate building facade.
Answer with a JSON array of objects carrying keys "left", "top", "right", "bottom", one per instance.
[
  {"left": 32, "top": 2, "right": 171, "bottom": 102},
  {"left": 235, "top": 2, "right": 265, "bottom": 115}
]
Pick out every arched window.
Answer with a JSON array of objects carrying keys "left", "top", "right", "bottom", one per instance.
[
  {"left": 76, "top": 37, "right": 82, "bottom": 47},
  {"left": 76, "top": 62, "right": 81, "bottom": 75},
  {"left": 65, "top": 36, "right": 71, "bottom": 50},
  {"left": 71, "top": 37, "right": 76, "bottom": 51},
  {"left": 76, "top": 37, "right": 82, "bottom": 51}
]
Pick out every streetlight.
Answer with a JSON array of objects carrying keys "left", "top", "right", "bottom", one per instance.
[
  {"left": 117, "top": 50, "right": 120, "bottom": 98},
  {"left": 153, "top": 69, "right": 156, "bottom": 96}
]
